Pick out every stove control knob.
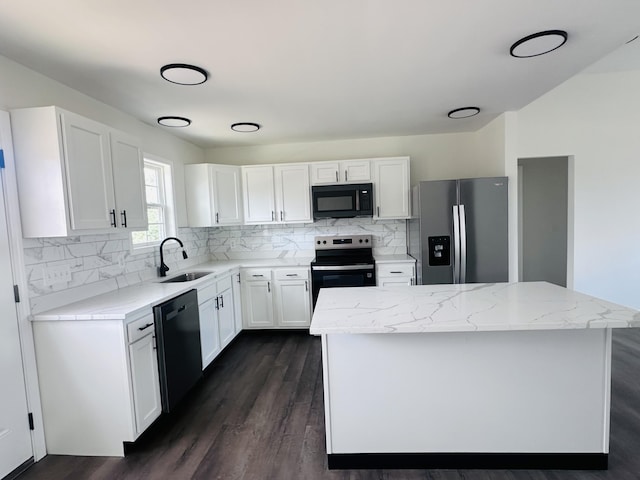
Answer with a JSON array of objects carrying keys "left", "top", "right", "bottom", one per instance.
[
  {"left": 323, "top": 240, "right": 327, "bottom": 244},
  {"left": 365, "top": 238, "right": 369, "bottom": 243},
  {"left": 359, "top": 239, "right": 363, "bottom": 243}
]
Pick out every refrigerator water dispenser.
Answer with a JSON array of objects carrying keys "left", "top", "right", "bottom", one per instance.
[{"left": 428, "top": 236, "right": 450, "bottom": 266}]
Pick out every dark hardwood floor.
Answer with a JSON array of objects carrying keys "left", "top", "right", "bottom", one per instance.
[{"left": 17, "top": 329, "right": 640, "bottom": 480}]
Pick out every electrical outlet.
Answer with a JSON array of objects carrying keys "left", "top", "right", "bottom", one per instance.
[
  {"left": 229, "top": 239, "right": 237, "bottom": 249},
  {"left": 117, "top": 252, "right": 126, "bottom": 268},
  {"left": 44, "top": 265, "right": 72, "bottom": 286}
]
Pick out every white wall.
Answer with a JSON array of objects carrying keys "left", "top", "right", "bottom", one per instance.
[
  {"left": 206, "top": 115, "right": 507, "bottom": 185},
  {"left": 0, "top": 54, "right": 205, "bottom": 225},
  {"left": 515, "top": 70, "right": 640, "bottom": 309}
]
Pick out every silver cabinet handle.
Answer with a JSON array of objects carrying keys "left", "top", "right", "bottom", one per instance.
[
  {"left": 345, "top": 170, "right": 348, "bottom": 182},
  {"left": 215, "top": 212, "right": 219, "bottom": 223},
  {"left": 121, "top": 210, "right": 127, "bottom": 228},
  {"left": 267, "top": 281, "right": 271, "bottom": 293},
  {"left": 390, "top": 271, "right": 402, "bottom": 274},
  {"left": 305, "top": 280, "right": 308, "bottom": 291},
  {"left": 252, "top": 274, "right": 264, "bottom": 277},
  {"left": 286, "top": 273, "right": 298, "bottom": 277},
  {"left": 137, "top": 322, "right": 153, "bottom": 331},
  {"left": 280, "top": 211, "right": 283, "bottom": 221}
]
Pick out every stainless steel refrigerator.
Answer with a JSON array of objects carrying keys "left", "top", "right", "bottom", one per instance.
[{"left": 407, "top": 177, "right": 508, "bottom": 285}]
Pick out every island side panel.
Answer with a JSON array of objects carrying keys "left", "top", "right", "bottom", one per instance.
[{"left": 323, "top": 328, "right": 611, "bottom": 454}]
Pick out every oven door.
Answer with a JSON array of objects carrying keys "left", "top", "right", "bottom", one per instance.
[{"left": 311, "top": 264, "right": 376, "bottom": 308}]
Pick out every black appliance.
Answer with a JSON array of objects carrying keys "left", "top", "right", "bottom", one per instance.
[
  {"left": 153, "top": 289, "right": 202, "bottom": 413},
  {"left": 312, "top": 183, "right": 373, "bottom": 219},
  {"left": 310, "top": 234, "right": 376, "bottom": 308}
]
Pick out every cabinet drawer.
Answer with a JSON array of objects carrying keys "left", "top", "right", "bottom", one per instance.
[
  {"left": 241, "top": 268, "right": 272, "bottom": 282},
  {"left": 274, "top": 268, "right": 309, "bottom": 281},
  {"left": 127, "top": 314, "right": 155, "bottom": 344},
  {"left": 377, "top": 264, "right": 415, "bottom": 277},
  {"left": 216, "top": 275, "right": 232, "bottom": 293},
  {"left": 198, "top": 282, "right": 218, "bottom": 304}
]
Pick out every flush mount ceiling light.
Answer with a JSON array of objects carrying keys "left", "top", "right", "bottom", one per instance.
[
  {"left": 160, "top": 64, "right": 208, "bottom": 85},
  {"left": 157, "top": 116, "right": 191, "bottom": 127},
  {"left": 510, "top": 30, "right": 568, "bottom": 58},
  {"left": 231, "top": 122, "right": 261, "bottom": 132},
  {"left": 447, "top": 107, "right": 480, "bottom": 119}
]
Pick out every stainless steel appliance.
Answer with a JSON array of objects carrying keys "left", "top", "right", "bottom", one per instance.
[
  {"left": 153, "top": 289, "right": 202, "bottom": 412},
  {"left": 310, "top": 234, "right": 376, "bottom": 308},
  {"left": 312, "top": 183, "right": 373, "bottom": 219},
  {"left": 407, "top": 177, "right": 508, "bottom": 285}
]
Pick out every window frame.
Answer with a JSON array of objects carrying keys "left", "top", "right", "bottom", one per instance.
[{"left": 130, "top": 154, "right": 177, "bottom": 254}]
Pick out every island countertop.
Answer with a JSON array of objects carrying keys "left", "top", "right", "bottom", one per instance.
[{"left": 310, "top": 281, "right": 640, "bottom": 335}]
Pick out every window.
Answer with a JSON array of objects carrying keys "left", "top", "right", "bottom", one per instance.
[{"left": 131, "top": 157, "right": 175, "bottom": 250}]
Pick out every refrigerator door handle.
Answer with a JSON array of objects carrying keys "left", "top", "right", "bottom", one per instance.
[
  {"left": 459, "top": 204, "right": 467, "bottom": 284},
  {"left": 452, "top": 205, "right": 461, "bottom": 283}
]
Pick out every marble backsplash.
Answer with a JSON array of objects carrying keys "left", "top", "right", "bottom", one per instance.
[
  {"left": 22, "top": 219, "right": 407, "bottom": 314},
  {"left": 208, "top": 218, "right": 407, "bottom": 260}
]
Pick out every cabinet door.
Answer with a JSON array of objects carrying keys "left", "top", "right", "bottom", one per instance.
[
  {"left": 110, "top": 131, "right": 148, "bottom": 229},
  {"left": 341, "top": 160, "right": 371, "bottom": 183},
  {"left": 232, "top": 272, "right": 243, "bottom": 334},
  {"left": 199, "top": 297, "right": 221, "bottom": 368},
  {"left": 373, "top": 157, "right": 410, "bottom": 219},
  {"left": 129, "top": 333, "right": 162, "bottom": 436},
  {"left": 274, "top": 164, "right": 311, "bottom": 223},
  {"left": 60, "top": 111, "right": 115, "bottom": 230},
  {"left": 242, "top": 166, "right": 276, "bottom": 223},
  {"left": 185, "top": 164, "right": 214, "bottom": 227},
  {"left": 212, "top": 165, "right": 243, "bottom": 225},
  {"left": 218, "top": 289, "right": 235, "bottom": 348},
  {"left": 310, "top": 162, "right": 340, "bottom": 185},
  {"left": 242, "top": 281, "right": 274, "bottom": 328},
  {"left": 274, "top": 279, "right": 311, "bottom": 328}
]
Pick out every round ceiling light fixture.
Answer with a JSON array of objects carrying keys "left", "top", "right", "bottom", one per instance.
[
  {"left": 160, "top": 64, "right": 208, "bottom": 85},
  {"left": 510, "top": 30, "right": 568, "bottom": 58},
  {"left": 231, "top": 122, "right": 261, "bottom": 132},
  {"left": 447, "top": 107, "right": 480, "bottom": 119},
  {"left": 157, "top": 116, "right": 191, "bottom": 127}
]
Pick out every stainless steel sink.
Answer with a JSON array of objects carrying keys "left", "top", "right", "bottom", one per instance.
[{"left": 160, "top": 272, "right": 212, "bottom": 283}]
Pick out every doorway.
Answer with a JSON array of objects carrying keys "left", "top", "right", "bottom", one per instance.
[
  {"left": 0, "top": 112, "right": 34, "bottom": 478},
  {"left": 517, "top": 156, "right": 571, "bottom": 287}
]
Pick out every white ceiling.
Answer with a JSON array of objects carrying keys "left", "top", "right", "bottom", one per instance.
[{"left": 0, "top": 0, "right": 638, "bottom": 148}]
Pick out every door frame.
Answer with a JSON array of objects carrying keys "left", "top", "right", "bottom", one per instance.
[{"left": 0, "top": 110, "right": 47, "bottom": 460}]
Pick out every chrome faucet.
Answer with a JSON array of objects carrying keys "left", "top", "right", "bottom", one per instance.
[{"left": 158, "top": 237, "right": 188, "bottom": 277}]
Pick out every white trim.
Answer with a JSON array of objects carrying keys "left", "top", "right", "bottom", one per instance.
[{"left": 0, "top": 110, "right": 47, "bottom": 460}]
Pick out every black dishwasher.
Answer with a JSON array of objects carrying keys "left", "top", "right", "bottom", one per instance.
[{"left": 153, "top": 289, "right": 202, "bottom": 413}]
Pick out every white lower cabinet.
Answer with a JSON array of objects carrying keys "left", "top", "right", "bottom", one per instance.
[
  {"left": 128, "top": 318, "right": 162, "bottom": 436},
  {"left": 376, "top": 261, "right": 416, "bottom": 287},
  {"left": 197, "top": 273, "right": 239, "bottom": 369},
  {"left": 32, "top": 311, "right": 161, "bottom": 456},
  {"left": 273, "top": 268, "right": 311, "bottom": 328},
  {"left": 241, "top": 267, "right": 311, "bottom": 329}
]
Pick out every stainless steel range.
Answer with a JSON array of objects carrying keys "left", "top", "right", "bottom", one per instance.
[{"left": 310, "top": 234, "right": 376, "bottom": 308}]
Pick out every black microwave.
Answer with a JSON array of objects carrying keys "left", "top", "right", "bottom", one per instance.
[{"left": 312, "top": 183, "right": 373, "bottom": 219}]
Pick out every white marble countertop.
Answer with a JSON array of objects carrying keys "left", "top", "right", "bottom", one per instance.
[
  {"left": 310, "top": 282, "right": 640, "bottom": 334},
  {"left": 373, "top": 254, "right": 416, "bottom": 264},
  {"left": 32, "top": 257, "right": 313, "bottom": 322}
]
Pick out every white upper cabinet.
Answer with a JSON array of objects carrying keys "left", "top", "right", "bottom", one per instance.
[
  {"left": 185, "top": 163, "right": 243, "bottom": 227},
  {"left": 372, "top": 157, "right": 410, "bottom": 219},
  {"left": 242, "top": 165, "right": 276, "bottom": 223},
  {"left": 243, "top": 164, "right": 311, "bottom": 224},
  {"left": 110, "top": 131, "right": 148, "bottom": 229},
  {"left": 10, "top": 106, "right": 148, "bottom": 237},
  {"left": 310, "top": 159, "right": 371, "bottom": 185},
  {"left": 273, "top": 164, "right": 311, "bottom": 223}
]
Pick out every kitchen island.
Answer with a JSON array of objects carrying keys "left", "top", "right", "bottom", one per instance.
[{"left": 310, "top": 282, "right": 640, "bottom": 470}]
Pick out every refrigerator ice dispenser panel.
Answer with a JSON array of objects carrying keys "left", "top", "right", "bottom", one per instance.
[{"left": 428, "top": 236, "right": 450, "bottom": 266}]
